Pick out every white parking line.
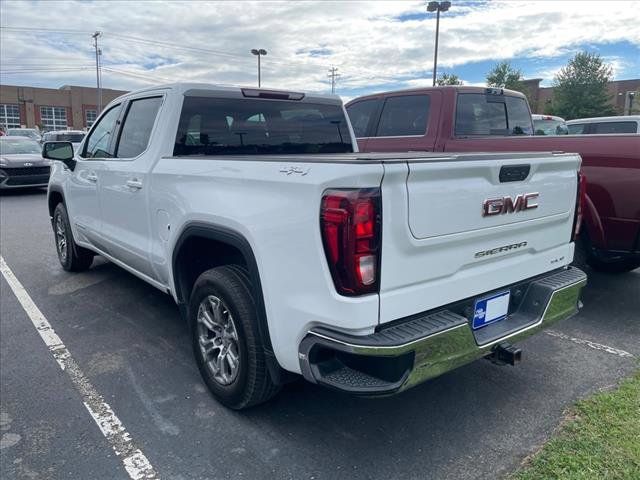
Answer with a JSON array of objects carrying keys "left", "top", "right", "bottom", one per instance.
[
  {"left": 545, "top": 329, "right": 634, "bottom": 359},
  {"left": 0, "top": 256, "right": 158, "bottom": 480}
]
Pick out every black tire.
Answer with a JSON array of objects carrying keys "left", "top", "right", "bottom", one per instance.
[
  {"left": 189, "top": 265, "right": 280, "bottom": 409},
  {"left": 574, "top": 231, "right": 640, "bottom": 273},
  {"left": 571, "top": 235, "right": 590, "bottom": 272},
  {"left": 52, "top": 203, "right": 94, "bottom": 272}
]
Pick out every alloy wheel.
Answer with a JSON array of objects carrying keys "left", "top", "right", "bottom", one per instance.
[
  {"left": 196, "top": 295, "right": 240, "bottom": 385},
  {"left": 55, "top": 214, "right": 67, "bottom": 262}
]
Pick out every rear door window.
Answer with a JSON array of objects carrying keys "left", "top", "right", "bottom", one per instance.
[
  {"left": 346, "top": 99, "right": 379, "bottom": 137},
  {"left": 455, "top": 93, "right": 532, "bottom": 136},
  {"left": 375, "top": 95, "right": 430, "bottom": 137},
  {"left": 591, "top": 121, "right": 637, "bottom": 134},
  {"left": 174, "top": 97, "right": 353, "bottom": 156}
]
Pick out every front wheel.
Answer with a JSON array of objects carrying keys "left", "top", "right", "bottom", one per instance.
[
  {"left": 189, "top": 265, "right": 280, "bottom": 409},
  {"left": 52, "top": 203, "right": 94, "bottom": 272}
]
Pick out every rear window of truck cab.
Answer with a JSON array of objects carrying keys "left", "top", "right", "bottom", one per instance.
[
  {"left": 173, "top": 97, "right": 353, "bottom": 156},
  {"left": 455, "top": 93, "right": 533, "bottom": 136}
]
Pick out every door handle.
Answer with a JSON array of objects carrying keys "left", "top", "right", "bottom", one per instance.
[
  {"left": 86, "top": 172, "right": 98, "bottom": 183},
  {"left": 126, "top": 179, "right": 143, "bottom": 190}
]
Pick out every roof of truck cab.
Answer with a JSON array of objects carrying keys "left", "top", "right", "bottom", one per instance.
[
  {"left": 44, "top": 130, "right": 85, "bottom": 135},
  {"left": 566, "top": 115, "right": 640, "bottom": 124},
  {"left": 344, "top": 85, "right": 527, "bottom": 105},
  {"left": 112, "top": 83, "right": 342, "bottom": 104}
]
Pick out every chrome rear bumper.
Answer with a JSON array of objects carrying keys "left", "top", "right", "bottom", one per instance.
[{"left": 298, "top": 267, "right": 587, "bottom": 395}]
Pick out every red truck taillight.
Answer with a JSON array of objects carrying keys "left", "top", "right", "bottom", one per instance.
[
  {"left": 320, "top": 188, "right": 381, "bottom": 296},
  {"left": 572, "top": 172, "right": 587, "bottom": 241}
]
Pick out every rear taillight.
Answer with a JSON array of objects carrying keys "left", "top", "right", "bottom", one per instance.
[
  {"left": 320, "top": 188, "right": 381, "bottom": 296},
  {"left": 572, "top": 172, "right": 587, "bottom": 241}
]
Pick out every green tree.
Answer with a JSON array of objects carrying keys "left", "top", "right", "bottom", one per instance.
[
  {"left": 549, "top": 52, "right": 616, "bottom": 120},
  {"left": 436, "top": 73, "right": 463, "bottom": 86},
  {"left": 486, "top": 61, "right": 526, "bottom": 92}
]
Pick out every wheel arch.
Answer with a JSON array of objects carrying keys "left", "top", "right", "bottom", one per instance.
[
  {"left": 171, "top": 222, "right": 289, "bottom": 383},
  {"left": 581, "top": 191, "right": 605, "bottom": 249},
  {"left": 47, "top": 186, "right": 65, "bottom": 219}
]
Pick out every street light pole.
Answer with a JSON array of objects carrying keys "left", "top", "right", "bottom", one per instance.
[
  {"left": 251, "top": 49, "right": 267, "bottom": 87},
  {"left": 427, "top": 1, "right": 451, "bottom": 86}
]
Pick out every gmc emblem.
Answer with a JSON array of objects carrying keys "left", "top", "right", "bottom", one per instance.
[{"left": 482, "top": 193, "right": 539, "bottom": 216}]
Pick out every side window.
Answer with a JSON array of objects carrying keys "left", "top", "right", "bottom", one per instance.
[
  {"left": 83, "top": 104, "right": 122, "bottom": 158},
  {"left": 591, "top": 121, "right": 637, "bottom": 134},
  {"left": 568, "top": 123, "right": 586, "bottom": 135},
  {"left": 505, "top": 96, "right": 533, "bottom": 135},
  {"left": 346, "top": 99, "right": 378, "bottom": 137},
  {"left": 376, "top": 95, "right": 430, "bottom": 137},
  {"left": 455, "top": 94, "right": 531, "bottom": 136},
  {"left": 116, "top": 97, "right": 163, "bottom": 158}
]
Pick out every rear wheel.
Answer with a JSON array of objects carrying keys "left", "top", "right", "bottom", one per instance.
[
  {"left": 573, "top": 231, "right": 640, "bottom": 273},
  {"left": 52, "top": 203, "right": 94, "bottom": 272},
  {"left": 189, "top": 265, "right": 280, "bottom": 409},
  {"left": 588, "top": 256, "right": 640, "bottom": 274}
]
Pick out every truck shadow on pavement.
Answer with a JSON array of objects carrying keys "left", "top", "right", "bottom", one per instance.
[{"left": 74, "top": 260, "right": 637, "bottom": 479}]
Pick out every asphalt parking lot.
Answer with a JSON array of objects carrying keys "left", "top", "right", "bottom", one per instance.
[{"left": 1, "top": 189, "right": 638, "bottom": 480}]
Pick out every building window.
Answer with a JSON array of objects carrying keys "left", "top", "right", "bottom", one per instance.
[
  {"left": 85, "top": 109, "right": 97, "bottom": 128},
  {"left": 0, "top": 104, "right": 21, "bottom": 129},
  {"left": 40, "top": 106, "right": 67, "bottom": 131}
]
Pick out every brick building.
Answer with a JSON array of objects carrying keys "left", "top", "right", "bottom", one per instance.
[
  {"left": 0, "top": 84, "right": 128, "bottom": 132},
  {"left": 523, "top": 78, "right": 640, "bottom": 115}
]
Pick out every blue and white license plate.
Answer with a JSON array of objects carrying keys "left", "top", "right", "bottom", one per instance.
[{"left": 472, "top": 290, "right": 510, "bottom": 330}]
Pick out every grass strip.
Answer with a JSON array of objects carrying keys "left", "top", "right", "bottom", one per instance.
[{"left": 513, "top": 369, "right": 640, "bottom": 480}]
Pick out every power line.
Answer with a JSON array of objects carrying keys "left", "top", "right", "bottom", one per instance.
[
  {"left": 101, "top": 66, "right": 173, "bottom": 84},
  {"left": 1, "top": 68, "right": 92, "bottom": 74},
  {"left": 1, "top": 25, "right": 330, "bottom": 70},
  {"left": 328, "top": 66, "right": 340, "bottom": 94},
  {"left": 0, "top": 64, "right": 93, "bottom": 69},
  {"left": 0, "top": 26, "right": 93, "bottom": 34}
]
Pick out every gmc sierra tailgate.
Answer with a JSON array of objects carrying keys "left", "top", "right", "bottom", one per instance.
[{"left": 378, "top": 152, "right": 581, "bottom": 324}]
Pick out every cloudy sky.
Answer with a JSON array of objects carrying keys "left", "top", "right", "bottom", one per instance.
[{"left": 1, "top": 0, "right": 638, "bottom": 100}]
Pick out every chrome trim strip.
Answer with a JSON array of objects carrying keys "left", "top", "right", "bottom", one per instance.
[{"left": 307, "top": 276, "right": 586, "bottom": 354}]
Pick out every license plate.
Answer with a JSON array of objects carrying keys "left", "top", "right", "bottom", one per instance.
[{"left": 472, "top": 290, "right": 510, "bottom": 330}]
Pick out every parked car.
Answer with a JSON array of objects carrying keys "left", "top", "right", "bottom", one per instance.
[
  {"left": 44, "top": 83, "right": 586, "bottom": 409},
  {"left": 0, "top": 136, "right": 51, "bottom": 189},
  {"left": 532, "top": 114, "right": 568, "bottom": 135},
  {"left": 566, "top": 115, "right": 640, "bottom": 134},
  {"left": 42, "top": 130, "right": 86, "bottom": 152},
  {"left": 346, "top": 86, "right": 640, "bottom": 273},
  {"left": 6, "top": 128, "right": 41, "bottom": 142}
]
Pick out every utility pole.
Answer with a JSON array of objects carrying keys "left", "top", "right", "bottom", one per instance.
[
  {"left": 328, "top": 66, "right": 340, "bottom": 94},
  {"left": 92, "top": 31, "right": 103, "bottom": 113}
]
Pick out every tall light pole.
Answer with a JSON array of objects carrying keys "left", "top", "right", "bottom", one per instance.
[
  {"left": 427, "top": 1, "right": 451, "bottom": 86},
  {"left": 92, "top": 31, "right": 103, "bottom": 113},
  {"left": 251, "top": 49, "right": 267, "bottom": 87}
]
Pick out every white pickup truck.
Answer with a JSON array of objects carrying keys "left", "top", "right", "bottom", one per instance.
[{"left": 44, "top": 84, "right": 587, "bottom": 409}]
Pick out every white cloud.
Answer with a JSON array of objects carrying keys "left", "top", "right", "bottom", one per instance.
[{"left": 0, "top": 0, "right": 638, "bottom": 95}]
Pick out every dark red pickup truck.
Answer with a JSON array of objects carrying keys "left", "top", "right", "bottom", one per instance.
[{"left": 346, "top": 86, "right": 640, "bottom": 273}]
